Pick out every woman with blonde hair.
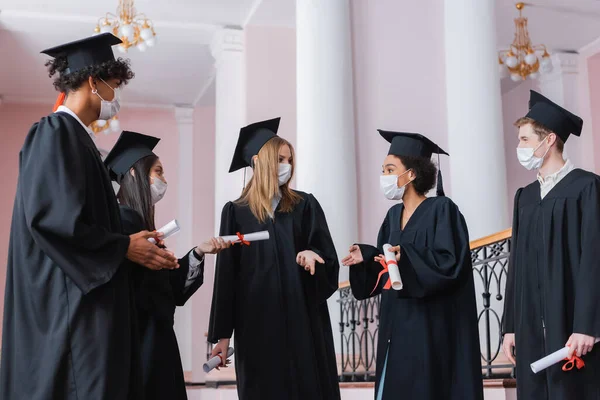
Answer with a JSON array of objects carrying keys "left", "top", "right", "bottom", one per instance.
[{"left": 208, "top": 118, "right": 341, "bottom": 400}]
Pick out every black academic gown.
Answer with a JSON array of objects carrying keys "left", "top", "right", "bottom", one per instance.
[
  {"left": 350, "top": 196, "right": 483, "bottom": 400},
  {"left": 120, "top": 205, "right": 204, "bottom": 400},
  {"left": 503, "top": 169, "right": 600, "bottom": 400},
  {"left": 0, "top": 112, "right": 142, "bottom": 400},
  {"left": 208, "top": 191, "right": 341, "bottom": 400}
]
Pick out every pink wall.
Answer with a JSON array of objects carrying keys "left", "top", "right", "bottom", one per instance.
[
  {"left": 0, "top": 103, "right": 50, "bottom": 342},
  {"left": 501, "top": 81, "right": 538, "bottom": 215},
  {"left": 245, "top": 25, "right": 297, "bottom": 151},
  {"left": 587, "top": 53, "right": 600, "bottom": 167},
  {"left": 350, "top": 0, "right": 448, "bottom": 243}
]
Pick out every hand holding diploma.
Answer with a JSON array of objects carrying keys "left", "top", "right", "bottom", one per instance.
[
  {"left": 204, "top": 347, "right": 234, "bottom": 373},
  {"left": 219, "top": 230, "right": 270, "bottom": 245},
  {"left": 210, "top": 338, "right": 232, "bottom": 370},
  {"left": 148, "top": 219, "right": 180, "bottom": 244},
  {"left": 531, "top": 336, "right": 599, "bottom": 374},
  {"left": 373, "top": 244, "right": 403, "bottom": 291}
]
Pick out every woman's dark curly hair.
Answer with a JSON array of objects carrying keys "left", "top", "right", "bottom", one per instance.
[
  {"left": 45, "top": 56, "right": 135, "bottom": 93},
  {"left": 398, "top": 155, "right": 438, "bottom": 195}
]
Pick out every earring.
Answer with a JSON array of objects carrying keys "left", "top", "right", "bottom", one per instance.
[{"left": 92, "top": 88, "right": 98, "bottom": 94}]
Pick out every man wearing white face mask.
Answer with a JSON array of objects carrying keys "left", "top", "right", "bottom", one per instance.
[
  {"left": 0, "top": 34, "right": 180, "bottom": 400},
  {"left": 503, "top": 90, "right": 600, "bottom": 400}
]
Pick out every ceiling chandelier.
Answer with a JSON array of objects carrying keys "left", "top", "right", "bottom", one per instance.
[
  {"left": 91, "top": 117, "right": 121, "bottom": 135},
  {"left": 94, "top": 0, "right": 157, "bottom": 53},
  {"left": 498, "top": 2, "right": 552, "bottom": 81}
]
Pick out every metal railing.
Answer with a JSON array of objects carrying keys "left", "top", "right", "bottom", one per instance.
[{"left": 338, "top": 229, "right": 516, "bottom": 381}]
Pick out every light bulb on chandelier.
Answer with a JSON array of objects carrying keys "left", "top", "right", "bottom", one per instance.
[
  {"left": 93, "top": 0, "right": 157, "bottom": 53},
  {"left": 498, "top": 3, "right": 552, "bottom": 81}
]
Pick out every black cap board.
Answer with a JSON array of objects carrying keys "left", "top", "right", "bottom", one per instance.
[
  {"left": 229, "top": 117, "right": 281, "bottom": 173},
  {"left": 104, "top": 131, "right": 160, "bottom": 182},
  {"left": 41, "top": 33, "right": 122, "bottom": 75},
  {"left": 525, "top": 90, "right": 583, "bottom": 143},
  {"left": 378, "top": 130, "right": 449, "bottom": 197}
]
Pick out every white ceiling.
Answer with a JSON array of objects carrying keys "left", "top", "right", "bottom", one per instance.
[
  {"left": 2, "top": 1, "right": 600, "bottom": 108},
  {"left": 0, "top": 0, "right": 281, "bottom": 107}
]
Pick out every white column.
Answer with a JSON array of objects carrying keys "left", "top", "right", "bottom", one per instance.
[
  {"left": 537, "top": 54, "right": 591, "bottom": 170},
  {"left": 296, "top": 0, "right": 358, "bottom": 355},
  {"left": 204, "top": 27, "right": 246, "bottom": 384},
  {"left": 172, "top": 106, "right": 195, "bottom": 372},
  {"left": 211, "top": 28, "right": 247, "bottom": 234},
  {"left": 444, "top": 0, "right": 509, "bottom": 239}
]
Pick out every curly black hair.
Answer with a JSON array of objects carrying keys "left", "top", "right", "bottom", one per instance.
[
  {"left": 398, "top": 155, "right": 437, "bottom": 195},
  {"left": 45, "top": 56, "right": 135, "bottom": 93}
]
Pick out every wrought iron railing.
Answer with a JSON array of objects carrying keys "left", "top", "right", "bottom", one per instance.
[{"left": 338, "top": 228, "right": 516, "bottom": 382}]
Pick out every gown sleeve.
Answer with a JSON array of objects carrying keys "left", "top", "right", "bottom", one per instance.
[
  {"left": 396, "top": 198, "right": 472, "bottom": 298},
  {"left": 302, "top": 194, "right": 341, "bottom": 304},
  {"left": 502, "top": 188, "right": 522, "bottom": 335},
  {"left": 208, "top": 202, "right": 240, "bottom": 343},
  {"left": 349, "top": 215, "right": 390, "bottom": 300},
  {"left": 21, "top": 117, "right": 130, "bottom": 294},
  {"left": 573, "top": 179, "right": 600, "bottom": 337},
  {"left": 170, "top": 250, "right": 204, "bottom": 306}
]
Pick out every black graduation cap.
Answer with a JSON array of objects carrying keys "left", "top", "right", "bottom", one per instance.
[
  {"left": 378, "top": 130, "right": 449, "bottom": 196},
  {"left": 229, "top": 117, "right": 281, "bottom": 173},
  {"left": 525, "top": 90, "right": 583, "bottom": 143},
  {"left": 104, "top": 131, "right": 160, "bottom": 182},
  {"left": 41, "top": 33, "right": 122, "bottom": 74}
]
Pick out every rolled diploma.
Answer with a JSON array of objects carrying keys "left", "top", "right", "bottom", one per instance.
[
  {"left": 383, "top": 244, "right": 403, "bottom": 290},
  {"left": 531, "top": 338, "right": 600, "bottom": 373},
  {"left": 203, "top": 347, "right": 234, "bottom": 373},
  {"left": 220, "top": 230, "right": 270, "bottom": 243},
  {"left": 148, "top": 219, "right": 180, "bottom": 244}
]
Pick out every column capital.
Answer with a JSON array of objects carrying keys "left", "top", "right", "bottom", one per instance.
[
  {"left": 210, "top": 28, "right": 245, "bottom": 65},
  {"left": 538, "top": 53, "right": 579, "bottom": 85},
  {"left": 174, "top": 106, "right": 195, "bottom": 125}
]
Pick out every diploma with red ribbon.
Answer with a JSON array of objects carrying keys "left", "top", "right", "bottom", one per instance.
[
  {"left": 203, "top": 347, "right": 235, "bottom": 373},
  {"left": 220, "top": 230, "right": 270, "bottom": 246},
  {"left": 531, "top": 338, "right": 600, "bottom": 373},
  {"left": 370, "top": 244, "right": 403, "bottom": 295}
]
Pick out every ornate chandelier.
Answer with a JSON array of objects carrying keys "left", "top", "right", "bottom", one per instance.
[
  {"left": 498, "top": 3, "right": 552, "bottom": 81},
  {"left": 94, "top": 0, "right": 157, "bottom": 53}
]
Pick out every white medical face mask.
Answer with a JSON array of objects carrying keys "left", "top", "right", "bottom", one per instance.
[
  {"left": 150, "top": 177, "right": 168, "bottom": 205},
  {"left": 380, "top": 170, "right": 411, "bottom": 201},
  {"left": 93, "top": 79, "right": 121, "bottom": 120},
  {"left": 516, "top": 140, "right": 550, "bottom": 171},
  {"left": 278, "top": 163, "right": 292, "bottom": 186}
]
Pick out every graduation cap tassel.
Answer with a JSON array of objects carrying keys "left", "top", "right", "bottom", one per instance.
[
  {"left": 436, "top": 149, "right": 445, "bottom": 197},
  {"left": 52, "top": 92, "right": 66, "bottom": 112}
]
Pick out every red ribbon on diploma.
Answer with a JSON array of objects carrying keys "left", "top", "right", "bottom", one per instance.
[
  {"left": 370, "top": 259, "right": 396, "bottom": 295},
  {"left": 236, "top": 232, "right": 250, "bottom": 246},
  {"left": 562, "top": 355, "right": 585, "bottom": 371}
]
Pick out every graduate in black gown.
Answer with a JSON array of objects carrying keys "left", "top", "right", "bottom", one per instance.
[
  {"left": 0, "top": 34, "right": 179, "bottom": 400},
  {"left": 342, "top": 131, "right": 483, "bottom": 400},
  {"left": 208, "top": 118, "right": 341, "bottom": 400},
  {"left": 104, "top": 131, "right": 230, "bottom": 400},
  {"left": 502, "top": 91, "right": 600, "bottom": 400}
]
